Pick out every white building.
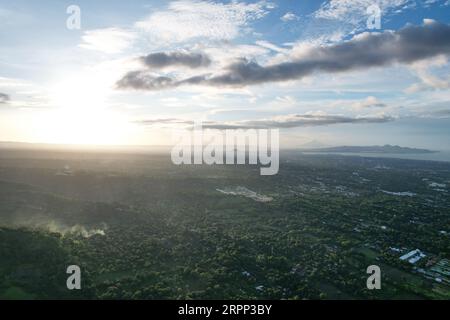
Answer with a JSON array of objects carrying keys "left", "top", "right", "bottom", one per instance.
[{"left": 399, "top": 249, "right": 426, "bottom": 264}]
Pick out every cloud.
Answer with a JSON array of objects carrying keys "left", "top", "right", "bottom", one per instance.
[
  {"left": 256, "top": 40, "right": 289, "bottom": 53},
  {"left": 352, "top": 96, "right": 386, "bottom": 109},
  {"left": 313, "top": 0, "right": 411, "bottom": 24},
  {"left": 79, "top": 28, "right": 136, "bottom": 54},
  {"left": 135, "top": 0, "right": 272, "bottom": 43},
  {"left": 0, "top": 93, "right": 10, "bottom": 103},
  {"left": 423, "top": 0, "right": 449, "bottom": 7},
  {"left": 134, "top": 118, "right": 192, "bottom": 126},
  {"left": 406, "top": 73, "right": 450, "bottom": 92},
  {"left": 141, "top": 51, "right": 211, "bottom": 69},
  {"left": 135, "top": 113, "right": 394, "bottom": 129},
  {"left": 116, "top": 72, "right": 175, "bottom": 91},
  {"left": 202, "top": 114, "right": 394, "bottom": 129},
  {"left": 281, "top": 12, "right": 299, "bottom": 22},
  {"left": 117, "top": 21, "right": 450, "bottom": 91},
  {"left": 405, "top": 56, "right": 450, "bottom": 92},
  {"left": 416, "top": 107, "right": 450, "bottom": 118},
  {"left": 302, "top": 1, "right": 450, "bottom": 49},
  {"left": 0, "top": 77, "right": 53, "bottom": 108}
]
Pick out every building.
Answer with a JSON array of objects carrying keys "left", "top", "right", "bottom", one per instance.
[{"left": 399, "top": 249, "right": 426, "bottom": 264}]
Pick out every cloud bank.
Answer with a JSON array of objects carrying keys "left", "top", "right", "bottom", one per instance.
[
  {"left": 117, "top": 21, "right": 450, "bottom": 91},
  {"left": 135, "top": 114, "right": 393, "bottom": 129},
  {"left": 313, "top": 0, "right": 410, "bottom": 22},
  {"left": 141, "top": 51, "right": 211, "bottom": 69},
  {"left": 135, "top": 0, "right": 272, "bottom": 43}
]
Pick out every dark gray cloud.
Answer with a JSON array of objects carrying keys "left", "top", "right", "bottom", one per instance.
[
  {"left": 117, "top": 71, "right": 174, "bottom": 90},
  {"left": 117, "top": 52, "right": 212, "bottom": 90},
  {"left": 117, "top": 21, "right": 450, "bottom": 91},
  {"left": 135, "top": 114, "right": 393, "bottom": 129},
  {"left": 141, "top": 51, "right": 211, "bottom": 69},
  {"left": 201, "top": 114, "right": 394, "bottom": 129},
  {"left": 0, "top": 93, "right": 10, "bottom": 104}
]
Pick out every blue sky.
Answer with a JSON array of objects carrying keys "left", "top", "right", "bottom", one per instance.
[{"left": 0, "top": 0, "right": 450, "bottom": 149}]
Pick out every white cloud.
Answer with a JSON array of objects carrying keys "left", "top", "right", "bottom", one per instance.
[
  {"left": 0, "top": 77, "right": 52, "bottom": 109},
  {"left": 423, "top": 0, "right": 439, "bottom": 7},
  {"left": 264, "top": 31, "right": 345, "bottom": 66},
  {"left": 255, "top": 40, "right": 288, "bottom": 53},
  {"left": 351, "top": 96, "right": 387, "bottom": 109},
  {"left": 405, "top": 56, "right": 450, "bottom": 93},
  {"left": 281, "top": 12, "right": 299, "bottom": 22},
  {"left": 312, "top": 0, "right": 412, "bottom": 37},
  {"left": 79, "top": 28, "right": 137, "bottom": 54},
  {"left": 275, "top": 95, "right": 298, "bottom": 105},
  {"left": 314, "top": 0, "right": 410, "bottom": 22},
  {"left": 135, "top": 0, "right": 272, "bottom": 43}
]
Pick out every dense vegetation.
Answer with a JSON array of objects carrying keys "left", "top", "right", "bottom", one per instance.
[{"left": 0, "top": 149, "right": 449, "bottom": 299}]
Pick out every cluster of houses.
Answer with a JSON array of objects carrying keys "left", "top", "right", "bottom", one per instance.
[
  {"left": 417, "top": 259, "right": 450, "bottom": 285},
  {"left": 396, "top": 248, "right": 449, "bottom": 285}
]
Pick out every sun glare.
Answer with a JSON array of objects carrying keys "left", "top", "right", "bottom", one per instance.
[
  {"left": 38, "top": 73, "right": 133, "bottom": 145},
  {"left": 50, "top": 73, "right": 109, "bottom": 111}
]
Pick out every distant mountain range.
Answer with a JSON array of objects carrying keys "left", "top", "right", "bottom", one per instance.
[
  {"left": 299, "top": 140, "right": 329, "bottom": 149},
  {"left": 302, "top": 144, "right": 437, "bottom": 154},
  {"left": 0, "top": 141, "right": 438, "bottom": 154}
]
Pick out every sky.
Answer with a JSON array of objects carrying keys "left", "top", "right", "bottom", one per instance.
[{"left": 0, "top": 0, "right": 450, "bottom": 149}]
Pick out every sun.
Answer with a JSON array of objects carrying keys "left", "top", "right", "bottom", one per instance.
[
  {"left": 37, "top": 72, "right": 133, "bottom": 145},
  {"left": 50, "top": 73, "right": 109, "bottom": 112}
]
